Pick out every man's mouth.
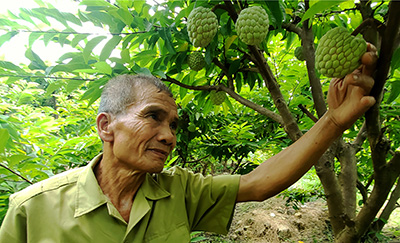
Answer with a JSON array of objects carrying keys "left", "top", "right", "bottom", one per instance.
[{"left": 148, "top": 148, "right": 168, "bottom": 157}]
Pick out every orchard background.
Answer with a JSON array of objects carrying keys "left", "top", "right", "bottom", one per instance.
[{"left": 0, "top": 0, "right": 399, "bottom": 242}]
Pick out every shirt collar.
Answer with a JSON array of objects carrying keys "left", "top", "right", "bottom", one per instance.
[
  {"left": 74, "top": 154, "right": 170, "bottom": 218},
  {"left": 74, "top": 154, "right": 107, "bottom": 218},
  {"left": 141, "top": 173, "right": 170, "bottom": 200}
]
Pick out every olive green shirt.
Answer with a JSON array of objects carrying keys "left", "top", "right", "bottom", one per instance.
[{"left": 0, "top": 155, "right": 240, "bottom": 243}]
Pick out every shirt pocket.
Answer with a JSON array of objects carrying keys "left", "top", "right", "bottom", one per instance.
[{"left": 144, "top": 221, "right": 190, "bottom": 243}]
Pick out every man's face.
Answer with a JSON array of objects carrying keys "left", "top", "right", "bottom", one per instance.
[{"left": 110, "top": 85, "right": 178, "bottom": 173}]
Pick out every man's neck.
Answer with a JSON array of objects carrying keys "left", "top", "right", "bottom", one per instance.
[{"left": 94, "top": 154, "right": 146, "bottom": 223}]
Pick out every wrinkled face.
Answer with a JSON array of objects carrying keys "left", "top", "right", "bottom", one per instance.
[{"left": 110, "top": 85, "right": 178, "bottom": 173}]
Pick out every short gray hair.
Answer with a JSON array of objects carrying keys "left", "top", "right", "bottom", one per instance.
[{"left": 98, "top": 74, "right": 173, "bottom": 115}]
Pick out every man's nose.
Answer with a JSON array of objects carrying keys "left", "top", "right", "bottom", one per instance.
[{"left": 157, "top": 123, "right": 176, "bottom": 145}]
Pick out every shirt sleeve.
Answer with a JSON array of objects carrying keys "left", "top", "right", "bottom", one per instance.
[
  {"left": 179, "top": 168, "right": 241, "bottom": 235},
  {"left": 0, "top": 195, "right": 27, "bottom": 243}
]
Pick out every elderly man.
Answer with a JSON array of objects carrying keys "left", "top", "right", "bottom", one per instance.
[{"left": 0, "top": 44, "right": 377, "bottom": 242}]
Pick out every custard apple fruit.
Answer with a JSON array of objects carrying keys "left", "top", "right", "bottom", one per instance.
[
  {"left": 210, "top": 90, "right": 226, "bottom": 105},
  {"left": 315, "top": 27, "right": 367, "bottom": 78},
  {"left": 235, "top": 6, "right": 269, "bottom": 46},
  {"left": 294, "top": 46, "right": 305, "bottom": 61},
  {"left": 188, "top": 52, "right": 206, "bottom": 71},
  {"left": 187, "top": 7, "right": 218, "bottom": 48}
]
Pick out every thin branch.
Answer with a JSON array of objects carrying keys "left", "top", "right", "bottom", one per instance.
[
  {"left": 298, "top": 104, "right": 318, "bottom": 123},
  {"left": 356, "top": 179, "right": 369, "bottom": 205},
  {"left": 0, "top": 74, "right": 96, "bottom": 81},
  {"left": 0, "top": 29, "right": 148, "bottom": 36},
  {"left": 162, "top": 75, "right": 284, "bottom": 125},
  {"left": 366, "top": 1, "right": 400, "bottom": 149},
  {"left": 352, "top": 121, "right": 368, "bottom": 151},
  {"left": 282, "top": 23, "right": 303, "bottom": 37},
  {"left": 0, "top": 163, "right": 33, "bottom": 185}
]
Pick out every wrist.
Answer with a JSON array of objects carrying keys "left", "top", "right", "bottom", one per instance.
[{"left": 321, "top": 110, "right": 347, "bottom": 135}]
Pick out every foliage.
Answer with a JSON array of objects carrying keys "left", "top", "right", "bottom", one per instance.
[{"left": 0, "top": 0, "right": 399, "bottom": 241}]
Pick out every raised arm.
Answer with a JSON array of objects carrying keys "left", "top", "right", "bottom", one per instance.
[{"left": 237, "top": 44, "right": 377, "bottom": 202}]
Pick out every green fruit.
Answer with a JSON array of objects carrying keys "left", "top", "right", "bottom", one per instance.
[
  {"left": 187, "top": 7, "right": 218, "bottom": 48},
  {"left": 315, "top": 27, "right": 367, "bottom": 78},
  {"left": 188, "top": 52, "right": 206, "bottom": 71},
  {"left": 294, "top": 46, "right": 305, "bottom": 61},
  {"left": 235, "top": 6, "right": 269, "bottom": 46},
  {"left": 210, "top": 90, "right": 226, "bottom": 105},
  {"left": 188, "top": 123, "right": 196, "bottom": 132}
]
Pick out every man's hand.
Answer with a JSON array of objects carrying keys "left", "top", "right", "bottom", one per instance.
[{"left": 327, "top": 43, "right": 378, "bottom": 131}]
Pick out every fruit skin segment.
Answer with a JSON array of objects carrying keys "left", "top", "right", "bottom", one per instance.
[
  {"left": 187, "top": 7, "right": 218, "bottom": 48},
  {"left": 315, "top": 27, "right": 367, "bottom": 78},
  {"left": 188, "top": 52, "right": 206, "bottom": 71},
  {"left": 210, "top": 90, "right": 226, "bottom": 105},
  {"left": 235, "top": 6, "right": 269, "bottom": 46},
  {"left": 294, "top": 46, "right": 305, "bottom": 61}
]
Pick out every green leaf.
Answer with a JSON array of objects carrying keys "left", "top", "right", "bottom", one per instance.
[
  {"left": 28, "top": 32, "right": 43, "bottom": 47},
  {"left": 43, "top": 8, "right": 69, "bottom": 27},
  {"left": 99, "top": 36, "right": 122, "bottom": 61},
  {"left": 66, "top": 79, "right": 85, "bottom": 93},
  {"left": 116, "top": 8, "right": 133, "bottom": 27},
  {"left": 83, "top": 36, "right": 107, "bottom": 63},
  {"left": 228, "top": 59, "right": 241, "bottom": 75},
  {"left": 61, "top": 12, "right": 82, "bottom": 26},
  {"left": 58, "top": 33, "right": 70, "bottom": 47},
  {"left": 265, "top": 1, "right": 283, "bottom": 26},
  {"left": 81, "top": 77, "right": 108, "bottom": 106},
  {"left": 50, "top": 63, "right": 91, "bottom": 74},
  {"left": 0, "top": 18, "right": 28, "bottom": 29},
  {"left": 0, "top": 129, "right": 10, "bottom": 153},
  {"left": 80, "top": 0, "right": 117, "bottom": 10},
  {"left": 46, "top": 82, "right": 63, "bottom": 95},
  {"left": 391, "top": 47, "right": 400, "bottom": 76},
  {"left": 301, "top": 0, "right": 347, "bottom": 23},
  {"left": 7, "top": 154, "right": 31, "bottom": 167},
  {"left": 29, "top": 8, "right": 51, "bottom": 25},
  {"left": 0, "top": 31, "right": 18, "bottom": 48},
  {"left": 71, "top": 34, "right": 89, "bottom": 48},
  {"left": 121, "top": 49, "right": 130, "bottom": 63},
  {"left": 25, "top": 48, "right": 47, "bottom": 70},
  {"left": 135, "top": 67, "right": 152, "bottom": 76},
  {"left": 386, "top": 80, "right": 400, "bottom": 104},
  {"left": 43, "top": 31, "right": 59, "bottom": 46},
  {"left": 19, "top": 8, "right": 36, "bottom": 25},
  {"left": 158, "top": 28, "right": 176, "bottom": 55},
  {"left": 0, "top": 61, "right": 25, "bottom": 73},
  {"left": 133, "top": 1, "right": 145, "bottom": 14},
  {"left": 94, "top": 61, "right": 112, "bottom": 75},
  {"left": 225, "top": 35, "right": 237, "bottom": 53}
]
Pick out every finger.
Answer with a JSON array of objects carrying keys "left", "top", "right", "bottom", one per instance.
[
  {"left": 361, "top": 52, "right": 378, "bottom": 76},
  {"left": 344, "top": 72, "right": 375, "bottom": 94},
  {"left": 366, "top": 43, "right": 377, "bottom": 54},
  {"left": 360, "top": 96, "right": 376, "bottom": 109},
  {"left": 361, "top": 43, "right": 378, "bottom": 76}
]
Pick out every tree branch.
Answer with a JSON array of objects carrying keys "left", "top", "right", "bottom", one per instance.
[
  {"left": 356, "top": 179, "right": 369, "bottom": 205},
  {"left": 352, "top": 121, "right": 368, "bottom": 151},
  {"left": 366, "top": 1, "right": 400, "bottom": 149},
  {"left": 298, "top": 104, "right": 318, "bottom": 123},
  {"left": 162, "top": 75, "right": 284, "bottom": 125},
  {"left": 0, "top": 163, "right": 33, "bottom": 185},
  {"left": 371, "top": 176, "right": 400, "bottom": 233},
  {"left": 0, "top": 74, "right": 96, "bottom": 81},
  {"left": 302, "top": 0, "right": 327, "bottom": 119}
]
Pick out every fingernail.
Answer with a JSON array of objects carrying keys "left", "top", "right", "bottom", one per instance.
[{"left": 353, "top": 74, "right": 359, "bottom": 80}]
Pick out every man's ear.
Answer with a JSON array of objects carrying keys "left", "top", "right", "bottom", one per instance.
[{"left": 97, "top": 112, "right": 114, "bottom": 142}]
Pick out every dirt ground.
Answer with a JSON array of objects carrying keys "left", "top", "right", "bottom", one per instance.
[{"left": 200, "top": 196, "right": 400, "bottom": 242}]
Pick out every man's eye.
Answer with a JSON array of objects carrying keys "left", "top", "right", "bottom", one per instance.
[
  {"left": 170, "top": 122, "right": 178, "bottom": 130},
  {"left": 149, "top": 113, "right": 159, "bottom": 120}
]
